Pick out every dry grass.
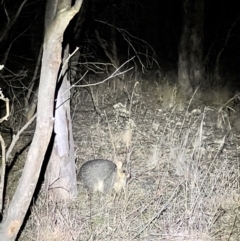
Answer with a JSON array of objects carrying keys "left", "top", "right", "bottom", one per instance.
[
  {"left": 202, "top": 87, "right": 233, "bottom": 109},
  {"left": 155, "top": 79, "right": 184, "bottom": 111},
  {"left": 15, "top": 75, "right": 240, "bottom": 241}
]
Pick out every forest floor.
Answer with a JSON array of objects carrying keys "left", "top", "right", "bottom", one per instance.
[{"left": 3, "top": 72, "right": 240, "bottom": 241}]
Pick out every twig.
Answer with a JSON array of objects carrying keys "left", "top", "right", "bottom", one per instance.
[
  {"left": 62, "top": 47, "right": 79, "bottom": 71},
  {"left": 219, "top": 93, "right": 240, "bottom": 112},
  {"left": 6, "top": 113, "right": 37, "bottom": 163},
  {"left": 74, "top": 57, "right": 135, "bottom": 88},
  {"left": 132, "top": 184, "right": 180, "bottom": 240}
]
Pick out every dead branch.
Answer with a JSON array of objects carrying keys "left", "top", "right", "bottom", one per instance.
[
  {"left": 95, "top": 20, "right": 160, "bottom": 72},
  {"left": 0, "top": 0, "right": 28, "bottom": 42},
  {"left": 0, "top": 89, "right": 9, "bottom": 123},
  {"left": 6, "top": 113, "right": 37, "bottom": 164},
  {"left": 74, "top": 56, "right": 135, "bottom": 88}
]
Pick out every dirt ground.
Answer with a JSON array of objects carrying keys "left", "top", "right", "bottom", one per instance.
[{"left": 2, "top": 73, "right": 240, "bottom": 240}]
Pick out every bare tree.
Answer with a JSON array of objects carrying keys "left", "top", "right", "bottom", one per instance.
[
  {"left": 0, "top": 0, "right": 82, "bottom": 240},
  {"left": 44, "top": 45, "right": 77, "bottom": 199}
]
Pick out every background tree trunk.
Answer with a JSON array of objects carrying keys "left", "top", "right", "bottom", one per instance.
[
  {"left": 178, "top": 0, "right": 204, "bottom": 96},
  {"left": 0, "top": 1, "right": 82, "bottom": 240},
  {"left": 189, "top": 0, "right": 204, "bottom": 88},
  {"left": 178, "top": 0, "right": 193, "bottom": 96}
]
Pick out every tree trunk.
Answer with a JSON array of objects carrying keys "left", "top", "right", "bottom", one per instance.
[
  {"left": 45, "top": 45, "right": 77, "bottom": 199},
  {"left": 178, "top": 0, "right": 204, "bottom": 96},
  {"left": 188, "top": 0, "right": 204, "bottom": 88},
  {"left": 178, "top": 0, "right": 193, "bottom": 96},
  {"left": 0, "top": 1, "right": 82, "bottom": 240}
]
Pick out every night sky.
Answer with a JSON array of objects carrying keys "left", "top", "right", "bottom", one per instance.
[{"left": 0, "top": 0, "right": 240, "bottom": 90}]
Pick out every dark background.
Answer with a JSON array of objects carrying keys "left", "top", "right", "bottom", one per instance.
[{"left": 0, "top": 0, "right": 240, "bottom": 91}]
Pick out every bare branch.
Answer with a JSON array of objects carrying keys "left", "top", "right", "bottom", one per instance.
[
  {"left": 95, "top": 20, "right": 160, "bottom": 72},
  {"left": 0, "top": 89, "right": 9, "bottom": 123},
  {"left": 6, "top": 113, "right": 37, "bottom": 163},
  {"left": 74, "top": 56, "right": 135, "bottom": 88},
  {"left": 0, "top": 0, "right": 28, "bottom": 42}
]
